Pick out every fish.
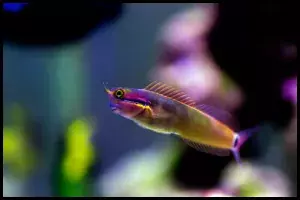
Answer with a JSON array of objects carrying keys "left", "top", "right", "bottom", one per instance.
[{"left": 104, "top": 81, "right": 259, "bottom": 164}]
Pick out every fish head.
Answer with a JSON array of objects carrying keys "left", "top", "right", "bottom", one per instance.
[{"left": 104, "top": 86, "right": 151, "bottom": 119}]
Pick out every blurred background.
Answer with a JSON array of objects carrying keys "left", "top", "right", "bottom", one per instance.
[{"left": 3, "top": 3, "right": 297, "bottom": 197}]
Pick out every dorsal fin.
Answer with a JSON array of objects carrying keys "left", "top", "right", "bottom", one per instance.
[
  {"left": 144, "top": 81, "right": 196, "bottom": 107},
  {"left": 196, "top": 104, "right": 238, "bottom": 130}
]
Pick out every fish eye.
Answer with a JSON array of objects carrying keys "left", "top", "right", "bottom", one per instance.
[{"left": 114, "top": 89, "right": 124, "bottom": 99}]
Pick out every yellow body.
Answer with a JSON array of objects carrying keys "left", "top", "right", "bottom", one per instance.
[
  {"left": 131, "top": 90, "right": 236, "bottom": 150},
  {"left": 173, "top": 104, "right": 235, "bottom": 149}
]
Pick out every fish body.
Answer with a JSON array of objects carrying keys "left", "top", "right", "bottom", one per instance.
[
  {"left": 105, "top": 82, "right": 258, "bottom": 163},
  {"left": 132, "top": 89, "right": 234, "bottom": 149}
]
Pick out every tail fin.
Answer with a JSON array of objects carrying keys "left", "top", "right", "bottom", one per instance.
[{"left": 232, "top": 127, "right": 260, "bottom": 165}]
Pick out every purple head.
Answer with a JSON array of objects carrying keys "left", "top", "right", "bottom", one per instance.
[{"left": 104, "top": 85, "right": 152, "bottom": 119}]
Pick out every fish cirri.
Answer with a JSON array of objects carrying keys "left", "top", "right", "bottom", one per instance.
[{"left": 105, "top": 81, "right": 259, "bottom": 164}]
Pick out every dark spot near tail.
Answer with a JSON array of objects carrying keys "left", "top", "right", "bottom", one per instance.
[{"left": 233, "top": 136, "right": 239, "bottom": 148}]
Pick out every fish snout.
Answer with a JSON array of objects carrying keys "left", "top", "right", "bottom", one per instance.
[{"left": 109, "top": 102, "right": 120, "bottom": 112}]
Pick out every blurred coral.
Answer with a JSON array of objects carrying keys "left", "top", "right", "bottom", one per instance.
[
  {"left": 158, "top": 4, "right": 217, "bottom": 54},
  {"left": 150, "top": 4, "right": 243, "bottom": 111},
  {"left": 282, "top": 77, "right": 297, "bottom": 105},
  {"left": 3, "top": 104, "right": 37, "bottom": 178},
  {"left": 281, "top": 76, "right": 297, "bottom": 152},
  {"left": 220, "top": 162, "right": 291, "bottom": 197},
  {"left": 97, "top": 142, "right": 184, "bottom": 197},
  {"left": 3, "top": 176, "right": 24, "bottom": 197},
  {"left": 201, "top": 189, "right": 233, "bottom": 197}
]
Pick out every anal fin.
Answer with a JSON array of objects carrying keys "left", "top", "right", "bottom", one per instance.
[{"left": 181, "top": 138, "right": 230, "bottom": 156}]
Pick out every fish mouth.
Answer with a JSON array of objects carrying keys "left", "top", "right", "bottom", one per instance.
[
  {"left": 110, "top": 104, "right": 120, "bottom": 112},
  {"left": 111, "top": 107, "right": 118, "bottom": 112}
]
